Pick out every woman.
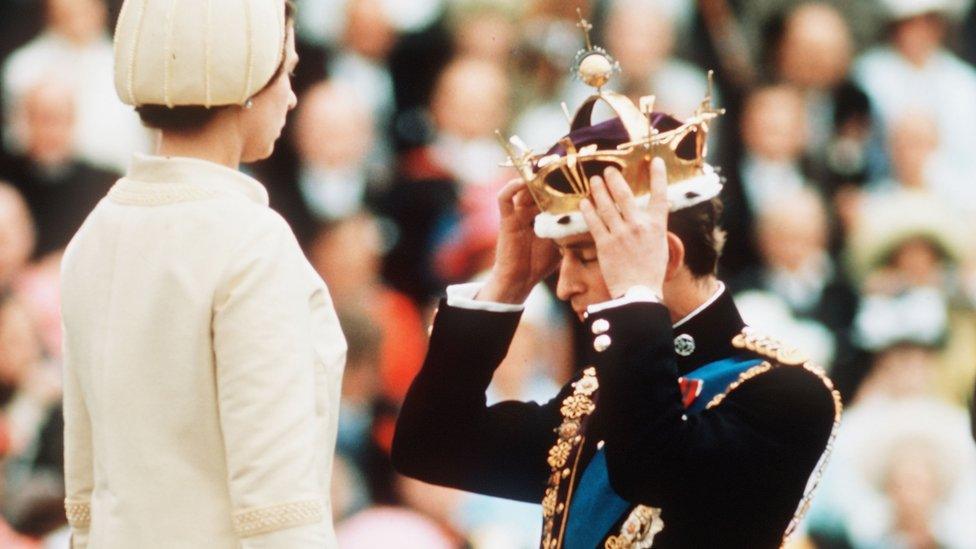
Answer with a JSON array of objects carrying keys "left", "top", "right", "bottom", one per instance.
[{"left": 60, "top": 1, "right": 345, "bottom": 547}]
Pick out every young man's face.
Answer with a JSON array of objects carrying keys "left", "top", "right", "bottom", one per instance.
[{"left": 554, "top": 233, "right": 613, "bottom": 320}]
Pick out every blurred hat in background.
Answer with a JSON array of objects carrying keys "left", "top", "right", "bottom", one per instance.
[
  {"left": 878, "top": 0, "right": 973, "bottom": 21},
  {"left": 846, "top": 191, "right": 969, "bottom": 281},
  {"left": 851, "top": 398, "right": 975, "bottom": 500}
]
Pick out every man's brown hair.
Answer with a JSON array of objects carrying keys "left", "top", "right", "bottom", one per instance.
[{"left": 668, "top": 197, "right": 726, "bottom": 278}]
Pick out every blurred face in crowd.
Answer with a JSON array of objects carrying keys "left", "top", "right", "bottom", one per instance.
[
  {"left": 890, "top": 112, "right": 939, "bottom": 188},
  {"left": 777, "top": 3, "right": 852, "bottom": 90},
  {"left": 47, "top": 0, "right": 107, "bottom": 45},
  {"left": 0, "top": 185, "right": 35, "bottom": 288},
  {"left": 889, "top": 237, "right": 945, "bottom": 286},
  {"left": 343, "top": 0, "right": 396, "bottom": 60},
  {"left": 19, "top": 80, "right": 77, "bottom": 167},
  {"left": 741, "top": 86, "right": 808, "bottom": 162},
  {"left": 431, "top": 58, "right": 510, "bottom": 140},
  {"left": 757, "top": 189, "right": 828, "bottom": 272},
  {"left": 892, "top": 14, "right": 946, "bottom": 67},
  {"left": 294, "top": 82, "right": 374, "bottom": 169},
  {"left": 0, "top": 298, "right": 42, "bottom": 388},
  {"left": 605, "top": 0, "right": 675, "bottom": 81},
  {"left": 240, "top": 26, "right": 299, "bottom": 163},
  {"left": 453, "top": 8, "right": 518, "bottom": 64},
  {"left": 309, "top": 214, "right": 384, "bottom": 303}
]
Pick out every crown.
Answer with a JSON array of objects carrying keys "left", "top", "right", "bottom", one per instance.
[{"left": 497, "top": 9, "right": 725, "bottom": 239}]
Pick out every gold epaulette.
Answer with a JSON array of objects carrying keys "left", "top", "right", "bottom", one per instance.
[
  {"left": 731, "top": 327, "right": 808, "bottom": 366},
  {"left": 722, "top": 327, "right": 844, "bottom": 549}
]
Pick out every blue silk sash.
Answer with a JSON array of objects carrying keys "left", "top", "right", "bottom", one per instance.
[{"left": 563, "top": 355, "right": 763, "bottom": 549}]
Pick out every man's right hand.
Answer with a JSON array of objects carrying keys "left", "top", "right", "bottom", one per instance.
[{"left": 478, "top": 179, "right": 560, "bottom": 304}]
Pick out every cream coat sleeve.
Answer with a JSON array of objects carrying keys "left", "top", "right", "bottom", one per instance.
[
  {"left": 63, "top": 338, "right": 93, "bottom": 549},
  {"left": 212, "top": 213, "right": 331, "bottom": 547}
]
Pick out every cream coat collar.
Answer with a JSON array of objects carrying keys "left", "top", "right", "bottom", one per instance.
[{"left": 115, "top": 154, "right": 269, "bottom": 206}]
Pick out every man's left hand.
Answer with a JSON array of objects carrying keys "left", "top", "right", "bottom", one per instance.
[{"left": 579, "top": 158, "right": 670, "bottom": 299}]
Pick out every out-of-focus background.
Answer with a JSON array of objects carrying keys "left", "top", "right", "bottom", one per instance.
[{"left": 0, "top": 0, "right": 975, "bottom": 547}]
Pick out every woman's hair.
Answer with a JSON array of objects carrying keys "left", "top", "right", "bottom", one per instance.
[
  {"left": 135, "top": 0, "right": 296, "bottom": 132},
  {"left": 669, "top": 197, "right": 726, "bottom": 278}
]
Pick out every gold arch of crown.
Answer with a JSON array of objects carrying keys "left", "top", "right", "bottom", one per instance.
[{"left": 496, "top": 9, "right": 725, "bottom": 216}]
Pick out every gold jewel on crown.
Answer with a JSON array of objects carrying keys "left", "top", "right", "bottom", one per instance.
[{"left": 496, "top": 9, "right": 725, "bottom": 219}]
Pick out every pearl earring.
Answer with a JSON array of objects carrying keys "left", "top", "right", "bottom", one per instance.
[{"left": 244, "top": 99, "right": 254, "bottom": 109}]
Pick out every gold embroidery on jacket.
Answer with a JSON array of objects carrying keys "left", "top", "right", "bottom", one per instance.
[
  {"left": 604, "top": 505, "right": 665, "bottom": 548},
  {"left": 541, "top": 367, "right": 598, "bottom": 549}
]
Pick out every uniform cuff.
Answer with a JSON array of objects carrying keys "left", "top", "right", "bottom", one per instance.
[
  {"left": 446, "top": 282, "right": 526, "bottom": 313},
  {"left": 587, "top": 285, "right": 662, "bottom": 315}
]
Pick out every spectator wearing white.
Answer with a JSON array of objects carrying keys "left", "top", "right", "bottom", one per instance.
[
  {"left": 847, "top": 190, "right": 975, "bottom": 406},
  {"left": 733, "top": 187, "right": 858, "bottom": 369},
  {"left": 721, "top": 82, "right": 812, "bottom": 275},
  {"left": 1, "top": 78, "right": 117, "bottom": 258},
  {"left": 775, "top": 3, "right": 856, "bottom": 151},
  {"left": 603, "top": 0, "right": 714, "bottom": 119},
  {"left": 804, "top": 290, "right": 976, "bottom": 547},
  {"left": 60, "top": 1, "right": 346, "bottom": 547},
  {"left": 853, "top": 0, "right": 976, "bottom": 187},
  {"left": 292, "top": 82, "right": 378, "bottom": 222},
  {"left": 429, "top": 57, "right": 512, "bottom": 188},
  {"left": 328, "top": 0, "right": 397, "bottom": 161},
  {"left": 1, "top": 0, "right": 150, "bottom": 173}
]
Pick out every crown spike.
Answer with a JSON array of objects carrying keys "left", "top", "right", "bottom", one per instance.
[
  {"left": 561, "top": 102, "right": 572, "bottom": 125},
  {"left": 495, "top": 130, "right": 535, "bottom": 181},
  {"left": 559, "top": 137, "right": 589, "bottom": 196},
  {"left": 576, "top": 8, "right": 593, "bottom": 51}
]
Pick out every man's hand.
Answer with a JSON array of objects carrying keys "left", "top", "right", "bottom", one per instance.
[
  {"left": 579, "top": 158, "right": 670, "bottom": 299},
  {"left": 479, "top": 179, "right": 561, "bottom": 304}
]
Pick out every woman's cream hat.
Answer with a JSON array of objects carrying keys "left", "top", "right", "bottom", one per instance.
[{"left": 114, "top": 0, "right": 287, "bottom": 108}]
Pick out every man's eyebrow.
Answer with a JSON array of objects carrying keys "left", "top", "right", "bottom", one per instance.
[{"left": 561, "top": 243, "right": 592, "bottom": 251}]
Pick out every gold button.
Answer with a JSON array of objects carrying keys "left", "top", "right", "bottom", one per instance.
[
  {"left": 591, "top": 318, "right": 610, "bottom": 334},
  {"left": 593, "top": 334, "right": 611, "bottom": 352}
]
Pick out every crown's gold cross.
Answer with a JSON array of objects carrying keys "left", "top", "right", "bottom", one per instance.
[{"left": 576, "top": 8, "right": 593, "bottom": 50}]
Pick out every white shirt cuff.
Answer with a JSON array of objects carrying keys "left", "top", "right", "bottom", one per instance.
[
  {"left": 586, "top": 285, "right": 662, "bottom": 315},
  {"left": 446, "top": 282, "right": 526, "bottom": 313}
]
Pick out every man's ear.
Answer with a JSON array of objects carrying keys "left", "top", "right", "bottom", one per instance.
[{"left": 664, "top": 232, "right": 685, "bottom": 282}]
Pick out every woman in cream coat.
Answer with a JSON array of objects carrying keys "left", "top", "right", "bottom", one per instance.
[{"left": 60, "top": 1, "right": 345, "bottom": 547}]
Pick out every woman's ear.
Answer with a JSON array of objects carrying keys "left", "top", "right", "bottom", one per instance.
[{"left": 665, "top": 231, "right": 685, "bottom": 282}]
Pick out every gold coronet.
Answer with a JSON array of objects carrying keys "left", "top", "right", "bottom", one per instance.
[
  {"left": 498, "top": 73, "right": 724, "bottom": 216},
  {"left": 497, "top": 8, "right": 724, "bottom": 218}
]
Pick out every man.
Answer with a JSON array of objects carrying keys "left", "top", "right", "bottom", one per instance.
[
  {"left": 0, "top": 78, "right": 116, "bottom": 258},
  {"left": 392, "top": 23, "right": 840, "bottom": 548}
]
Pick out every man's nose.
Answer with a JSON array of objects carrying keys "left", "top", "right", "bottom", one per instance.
[{"left": 555, "top": 257, "right": 577, "bottom": 302}]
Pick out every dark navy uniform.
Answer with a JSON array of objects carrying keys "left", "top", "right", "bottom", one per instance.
[{"left": 392, "top": 288, "right": 841, "bottom": 548}]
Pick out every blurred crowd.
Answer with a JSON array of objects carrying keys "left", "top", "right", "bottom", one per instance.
[{"left": 0, "top": 0, "right": 975, "bottom": 547}]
